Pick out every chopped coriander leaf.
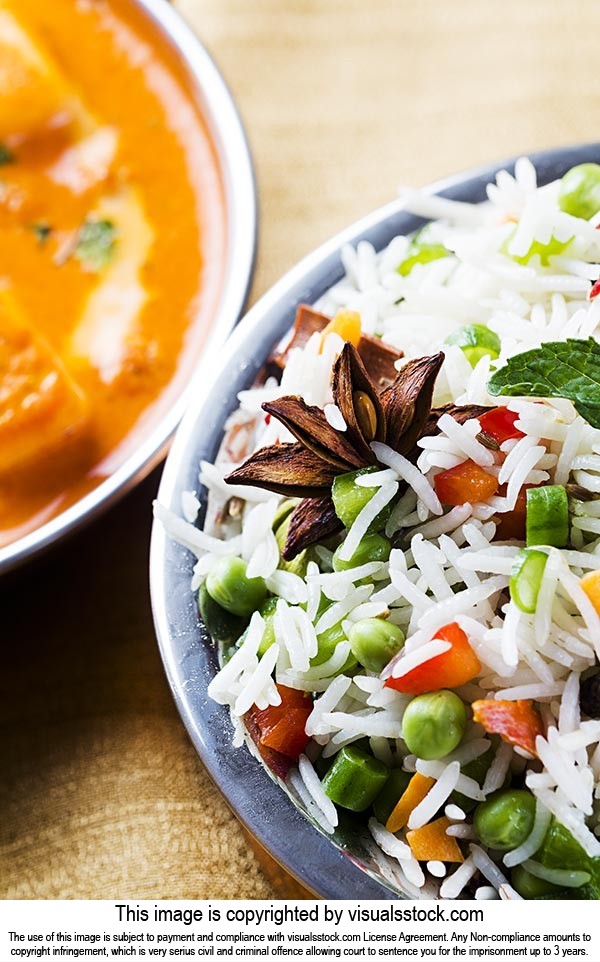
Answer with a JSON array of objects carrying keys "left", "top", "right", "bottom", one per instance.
[
  {"left": 0, "top": 143, "right": 14, "bottom": 166},
  {"left": 74, "top": 218, "right": 117, "bottom": 272},
  {"left": 30, "top": 222, "right": 52, "bottom": 246},
  {"left": 488, "top": 337, "right": 600, "bottom": 429}
]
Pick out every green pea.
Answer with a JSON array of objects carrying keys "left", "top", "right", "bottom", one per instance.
[
  {"left": 197, "top": 582, "right": 247, "bottom": 644},
  {"left": 348, "top": 618, "right": 404, "bottom": 673},
  {"left": 224, "top": 595, "right": 277, "bottom": 656},
  {"left": 511, "top": 864, "right": 561, "bottom": 899},
  {"left": 332, "top": 467, "right": 395, "bottom": 531},
  {"left": 258, "top": 597, "right": 278, "bottom": 655},
  {"left": 401, "top": 690, "right": 466, "bottom": 761},
  {"left": 372, "top": 768, "right": 412, "bottom": 824},
  {"left": 559, "top": 163, "right": 600, "bottom": 220},
  {"left": 312, "top": 619, "right": 357, "bottom": 674},
  {"left": 274, "top": 511, "right": 309, "bottom": 577},
  {"left": 206, "top": 556, "right": 267, "bottom": 618},
  {"left": 474, "top": 788, "right": 536, "bottom": 852},
  {"left": 333, "top": 532, "right": 391, "bottom": 572}
]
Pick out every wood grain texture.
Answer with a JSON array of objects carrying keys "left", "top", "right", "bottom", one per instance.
[{"left": 2, "top": 0, "right": 599, "bottom": 899}]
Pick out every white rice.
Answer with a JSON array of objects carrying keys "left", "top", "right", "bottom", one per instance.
[
  {"left": 475, "top": 885, "right": 499, "bottom": 900},
  {"left": 324, "top": 403, "right": 347, "bottom": 432},
  {"left": 298, "top": 754, "right": 339, "bottom": 827},
  {"left": 503, "top": 799, "right": 552, "bottom": 869},
  {"left": 522, "top": 859, "right": 591, "bottom": 888},
  {"left": 337, "top": 482, "right": 398, "bottom": 562},
  {"left": 408, "top": 761, "right": 461, "bottom": 829},
  {"left": 439, "top": 856, "right": 477, "bottom": 899},
  {"left": 368, "top": 818, "right": 412, "bottom": 861},
  {"left": 158, "top": 158, "right": 600, "bottom": 899},
  {"left": 470, "top": 844, "right": 509, "bottom": 890}
]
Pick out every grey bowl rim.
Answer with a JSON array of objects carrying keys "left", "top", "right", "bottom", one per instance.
[
  {"left": 149, "top": 143, "right": 600, "bottom": 899},
  {"left": 0, "top": 0, "right": 258, "bottom": 575}
]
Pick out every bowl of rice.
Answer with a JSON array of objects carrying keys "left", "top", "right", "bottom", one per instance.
[{"left": 150, "top": 143, "right": 600, "bottom": 900}]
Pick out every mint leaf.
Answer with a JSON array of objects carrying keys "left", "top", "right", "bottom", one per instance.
[
  {"left": 74, "top": 218, "right": 116, "bottom": 272},
  {"left": 488, "top": 338, "right": 600, "bottom": 429}
]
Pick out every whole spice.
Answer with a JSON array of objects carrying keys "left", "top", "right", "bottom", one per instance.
[{"left": 227, "top": 343, "right": 444, "bottom": 558}]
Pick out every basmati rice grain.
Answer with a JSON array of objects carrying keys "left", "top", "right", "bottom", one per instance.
[
  {"left": 408, "top": 761, "right": 461, "bottom": 829},
  {"left": 298, "top": 754, "right": 339, "bottom": 827}
]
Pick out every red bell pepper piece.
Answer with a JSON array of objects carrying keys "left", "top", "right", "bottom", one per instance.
[
  {"left": 385, "top": 622, "right": 481, "bottom": 695},
  {"left": 434, "top": 459, "right": 498, "bottom": 506},
  {"left": 472, "top": 698, "right": 543, "bottom": 757},
  {"left": 478, "top": 406, "right": 524, "bottom": 445},
  {"left": 246, "top": 684, "right": 312, "bottom": 773},
  {"left": 589, "top": 279, "right": 600, "bottom": 301},
  {"left": 243, "top": 711, "right": 292, "bottom": 779}
]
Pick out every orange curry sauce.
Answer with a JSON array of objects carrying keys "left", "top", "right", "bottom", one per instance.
[{"left": 0, "top": 0, "right": 225, "bottom": 546}]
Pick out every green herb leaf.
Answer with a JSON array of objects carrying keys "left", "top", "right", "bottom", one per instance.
[
  {"left": 488, "top": 337, "right": 600, "bottom": 429},
  {"left": 0, "top": 143, "right": 14, "bottom": 166},
  {"left": 30, "top": 222, "right": 52, "bottom": 246},
  {"left": 74, "top": 218, "right": 116, "bottom": 271}
]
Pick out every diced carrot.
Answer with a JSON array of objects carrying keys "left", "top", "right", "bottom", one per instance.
[
  {"left": 434, "top": 460, "right": 498, "bottom": 507},
  {"left": 386, "top": 773, "right": 435, "bottom": 833},
  {"left": 385, "top": 621, "right": 481, "bottom": 695},
  {"left": 321, "top": 309, "right": 361, "bottom": 349},
  {"left": 406, "top": 817, "right": 464, "bottom": 863},
  {"left": 580, "top": 571, "right": 600, "bottom": 614},
  {"left": 472, "top": 698, "right": 543, "bottom": 758}
]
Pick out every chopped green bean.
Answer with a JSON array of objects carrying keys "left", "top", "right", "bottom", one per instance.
[
  {"left": 332, "top": 467, "right": 394, "bottom": 530},
  {"left": 526, "top": 485, "right": 569, "bottom": 548},
  {"left": 322, "top": 745, "right": 389, "bottom": 812},
  {"left": 510, "top": 548, "right": 548, "bottom": 613},
  {"left": 332, "top": 532, "right": 391, "bottom": 571}
]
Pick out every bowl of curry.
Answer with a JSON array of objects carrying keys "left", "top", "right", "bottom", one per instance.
[{"left": 0, "top": 0, "right": 256, "bottom": 572}]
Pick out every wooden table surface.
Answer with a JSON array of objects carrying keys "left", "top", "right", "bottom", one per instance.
[{"left": 2, "top": 0, "right": 600, "bottom": 900}]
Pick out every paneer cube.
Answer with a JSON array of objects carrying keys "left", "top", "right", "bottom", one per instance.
[
  {"left": 0, "top": 10, "right": 75, "bottom": 141},
  {"left": 0, "top": 290, "right": 89, "bottom": 476}
]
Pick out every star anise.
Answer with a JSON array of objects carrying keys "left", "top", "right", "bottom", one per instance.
[{"left": 226, "top": 341, "right": 445, "bottom": 559}]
